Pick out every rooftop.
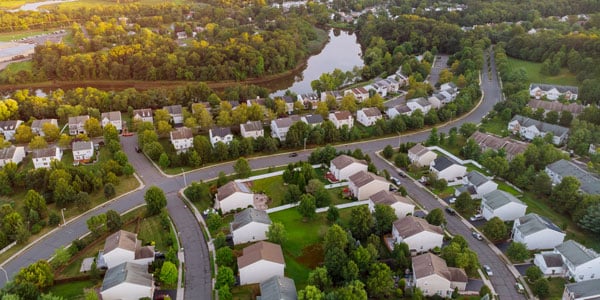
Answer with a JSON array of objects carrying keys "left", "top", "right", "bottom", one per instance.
[
  {"left": 349, "top": 170, "right": 387, "bottom": 188},
  {"left": 516, "top": 213, "right": 563, "bottom": 236},
  {"left": 217, "top": 181, "right": 252, "bottom": 201},
  {"left": 408, "top": 144, "right": 434, "bottom": 158},
  {"left": 431, "top": 156, "right": 458, "bottom": 172},
  {"left": 482, "top": 190, "right": 525, "bottom": 210},
  {"left": 68, "top": 115, "right": 89, "bottom": 125},
  {"left": 466, "top": 171, "right": 490, "bottom": 187},
  {"left": 164, "top": 105, "right": 183, "bottom": 115},
  {"left": 238, "top": 241, "right": 285, "bottom": 269},
  {"left": 101, "top": 262, "right": 153, "bottom": 292},
  {"left": 393, "top": 216, "right": 443, "bottom": 238},
  {"left": 556, "top": 240, "right": 599, "bottom": 267},
  {"left": 511, "top": 115, "right": 569, "bottom": 137},
  {"left": 370, "top": 190, "right": 413, "bottom": 206},
  {"left": 72, "top": 141, "right": 94, "bottom": 152},
  {"left": 412, "top": 253, "right": 467, "bottom": 283},
  {"left": 133, "top": 108, "right": 153, "bottom": 118},
  {"left": 32, "top": 147, "right": 59, "bottom": 159},
  {"left": 171, "top": 127, "right": 193, "bottom": 140},
  {"left": 101, "top": 111, "right": 122, "bottom": 122},
  {"left": 564, "top": 278, "right": 600, "bottom": 299},
  {"left": 231, "top": 208, "right": 272, "bottom": 230},
  {"left": 360, "top": 107, "right": 382, "bottom": 117},
  {"left": 546, "top": 159, "right": 600, "bottom": 195},
  {"left": 104, "top": 230, "right": 138, "bottom": 254},
  {"left": 211, "top": 126, "right": 232, "bottom": 138},
  {"left": 530, "top": 83, "right": 579, "bottom": 94},
  {"left": 528, "top": 99, "right": 584, "bottom": 115},
  {"left": 330, "top": 155, "right": 367, "bottom": 170},
  {"left": 241, "top": 121, "right": 263, "bottom": 132},
  {"left": 0, "top": 146, "right": 18, "bottom": 159},
  {"left": 302, "top": 114, "right": 324, "bottom": 125},
  {"left": 258, "top": 276, "right": 297, "bottom": 300},
  {"left": 332, "top": 110, "right": 352, "bottom": 120}
]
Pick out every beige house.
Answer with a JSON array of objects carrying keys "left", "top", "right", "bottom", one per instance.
[
  {"left": 132, "top": 108, "right": 154, "bottom": 123},
  {"left": 100, "top": 262, "right": 154, "bottom": 300},
  {"left": 101, "top": 111, "right": 123, "bottom": 131},
  {"left": 231, "top": 208, "right": 272, "bottom": 245},
  {"left": 392, "top": 216, "right": 444, "bottom": 253},
  {"left": 329, "top": 110, "right": 354, "bottom": 129},
  {"left": 368, "top": 190, "right": 414, "bottom": 219},
  {"left": 31, "top": 119, "right": 58, "bottom": 136},
  {"left": 240, "top": 121, "right": 264, "bottom": 139},
  {"left": 102, "top": 230, "right": 155, "bottom": 269},
  {"left": 68, "top": 115, "right": 89, "bottom": 135},
  {"left": 170, "top": 127, "right": 194, "bottom": 154},
  {"left": 215, "top": 181, "right": 255, "bottom": 213},
  {"left": 238, "top": 241, "right": 285, "bottom": 285},
  {"left": 329, "top": 155, "right": 368, "bottom": 181},
  {"left": 348, "top": 170, "right": 389, "bottom": 200},
  {"left": 408, "top": 144, "right": 438, "bottom": 167},
  {"left": 412, "top": 253, "right": 467, "bottom": 297}
]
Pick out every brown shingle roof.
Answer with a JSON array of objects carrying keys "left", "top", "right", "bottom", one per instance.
[
  {"left": 349, "top": 170, "right": 387, "bottom": 188},
  {"left": 503, "top": 141, "right": 528, "bottom": 157},
  {"left": 408, "top": 144, "right": 431, "bottom": 157},
  {"left": 216, "top": 181, "right": 252, "bottom": 202},
  {"left": 361, "top": 107, "right": 382, "bottom": 117},
  {"left": 104, "top": 230, "right": 138, "bottom": 254},
  {"left": 370, "top": 190, "right": 412, "bottom": 206},
  {"left": 330, "top": 155, "right": 367, "bottom": 169},
  {"left": 470, "top": 131, "right": 507, "bottom": 150},
  {"left": 170, "top": 127, "right": 193, "bottom": 140},
  {"left": 333, "top": 110, "right": 352, "bottom": 120},
  {"left": 528, "top": 99, "right": 584, "bottom": 115},
  {"left": 237, "top": 241, "right": 285, "bottom": 269},
  {"left": 101, "top": 111, "right": 122, "bottom": 122},
  {"left": 32, "top": 147, "right": 59, "bottom": 159},
  {"left": 134, "top": 240, "right": 155, "bottom": 260},
  {"left": 412, "top": 253, "right": 467, "bottom": 283},
  {"left": 393, "top": 216, "right": 443, "bottom": 238},
  {"left": 133, "top": 108, "right": 153, "bottom": 118}
]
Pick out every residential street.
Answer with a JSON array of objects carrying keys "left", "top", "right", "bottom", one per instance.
[{"left": 0, "top": 48, "right": 521, "bottom": 299}]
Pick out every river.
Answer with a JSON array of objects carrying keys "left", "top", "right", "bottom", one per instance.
[
  {"left": 9, "top": 0, "right": 76, "bottom": 12},
  {"left": 268, "top": 29, "right": 364, "bottom": 96}
]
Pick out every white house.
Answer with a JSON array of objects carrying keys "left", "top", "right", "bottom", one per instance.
[
  {"left": 276, "top": 96, "right": 295, "bottom": 114},
  {"left": 329, "top": 154, "right": 368, "bottom": 181},
  {"left": 164, "top": 105, "right": 184, "bottom": 125},
  {"left": 72, "top": 141, "right": 94, "bottom": 163},
  {"left": 512, "top": 213, "right": 565, "bottom": 250},
  {"left": 529, "top": 83, "right": 578, "bottom": 101},
  {"left": 0, "top": 120, "right": 23, "bottom": 140},
  {"left": 392, "top": 216, "right": 444, "bottom": 253},
  {"left": 102, "top": 230, "right": 155, "bottom": 269},
  {"left": 508, "top": 115, "right": 569, "bottom": 145},
  {"left": 480, "top": 190, "right": 527, "bottom": 221},
  {"left": 240, "top": 121, "right": 264, "bottom": 139},
  {"left": 534, "top": 252, "right": 565, "bottom": 276},
  {"left": 329, "top": 110, "right": 354, "bottom": 129},
  {"left": 412, "top": 253, "right": 467, "bottom": 297},
  {"left": 429, "top": 156, "right": 467, "bottom": 182},
  {"left": 406, "top": 97, "right": 432, "bottom": 115},
  {"left": 368, "top": 190, "right": 414, "bottom": 219},
  {"left": 0, "top": 146, "right": 25, "bottom": 167},
  {"left": 301, "top": 114, "right": 324, "bottom": 127},
  {"left": 408, "top": 144, "right": 438, "bottom": 167},
  {"left": 562, "top": 278, "right": 600, "bottom": 300},
  {"left": 215, "top": 181, "right": 255, "bottom": 213},
  {"left": 238, "top": 241, "right": 285, "bottom": 285},
  {"left": 68, "top": 115, "right": 89, "bottom": 135},
  {"left": 298, "top": 93, "right": 320, "bottom": 109},
  {"left": 231, "top": 208, "right": 272, "bottom": 245},
  {"left": 100, "top": 262, "right": 154, "bottom": 300},
  {"left": 32, "top": 147, "right": 63, "bottom": 169},
  {"left": 320, "top": 91, "right": 343, "bottom": 102},
  {"left": 555, "top": 240, "right": 600, "bottom": 282},
  {"left": 170, "top": 127, "right": 194, "bottom": 153},
  {"left": 209, "top": 126, "right": 233, "bottom": 147},
  {"left": 427, "top": 95, "right": 442, "bottom": 109},
  {"left": 387, "top": 104, "right": 411, "bottom": 118},
  {"left": 356, "top": 107, "right": 382, "bottom": 126},
  {"left": 259, "top": 276, "right": 297, "bottom": 300},
  {"left": 101, "top": 111, "right": 123, "bottom": 132},
  {"left": 31, "top": 119, "right": 58, "bottom": 136},
  {"left": 348, "top": 170, "right": 389, "bottom": 200},
  {"left": 132, "top": 108, "right": 153, "bottom": 123},
  {"left": 454, "top": 171, "right": 498, "bottom": 199},
  {"left": 345, "top": 87, "right": 370, "bottom": 102},
  {"left": 545, "top": 159, "right": 600, "bottom": 195},
  {"left": 270, "top": 116, "right": 300, "bottom": 141}
]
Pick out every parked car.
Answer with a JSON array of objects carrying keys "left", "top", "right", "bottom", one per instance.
[
  {"left": 483, "top": 265, "right": 493, "bottom": 276},
  {"left": 289, "top": 152, "right": 298, "bottom": 157},
  {"left": 445, "top": 207, "right": 456, "bottom": 215},
  {"left": 472, "top": 231, "right": 483, "bottom": 240},
  {"left": 391, "top": 177, "right": 401, "bottom": 185},
  {"left": 515, "top": 282, "right": 525, "bottom": 293},
  {"left": 448, "top": 197, "right": 456, "bottom": 204},
  {"left": 470, "top": 214, "right": 483, "bottom": 221},
  {"left": 135, "top": 146, "right": 142, "bottom": 153},
  {"left": 398, "top": 171, "right": 407, "bottom": 178}
]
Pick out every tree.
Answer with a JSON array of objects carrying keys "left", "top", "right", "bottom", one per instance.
[
  {"left": 267, "top": 222, "right": 287, "bottom": 244},
  {"left": 532, "top": 278, "right": 549, "bottom": 298},
  {"left": 206, "top": 213, "right": 222, "bottom": 232},
  {"left": 313, "top": 187, "right": 331, "bottom": 208},
  {"left": 298, "top": 194, "right": 316, "bottom": 221},
  {"left": 14, "top": 125, "right": 34, "bottom": 143},
  {"left": 105, "top": 210, "right": 122, "bottom": 233},
  {"left": 28, "top": 136, "right": 48, "bottom": 150},
  {"left": 550, "top": 176, "right": 581, "bottom": 213},
  {"left": 366, "top": 263, "right": 394, "bottom": 298},
  {"left": 14, "top": 260, "right": 53, "bottom": 290},
  {"left": 49, "top": 246, "right": 71, "bottom": 269},
  {"left": 426, "top": 127, "right": 439, "bottom": 146},
  {"left": 84, "top": 118, "right": 102, "bottom": 137},
  {"left": 103, "top": 123, "right": 119, "bottom": 142},
  {"left": 373, "top": 204, "right": 397, "bottom": 235},
  {"left": 526, "top": 266, "right": 543, "bottom": 282},
  {"left": 298, "top": 285, "right": 324, "bottom": 300},
  {"left": 479, "top": 285, "right": 491, "bottom": 297},
  {"left": 215, "top": 266, "right": 235, "bottom": 289},
  {"left": 215, "top": 247, "right": 234, "bottom": 268},
  {"left": 455, "top": 192, "right": 475, "bottom": 215},
  {"left": 307, "top": 267, "right": 332, "bottom": 291},
  {"left": 160, "top": 261, "right": 178, "bottom": 286},
  {"left": 324, "top": 224, "right": 348, "bottom": 253},
  {"left": 86, "top": 213, "right": 107, "bottom": 237},
  {"left": 104, "top": 183, "right": 116, "bottom": 199},
  {"left": 349, "top": 205, "right": 373, "bottom": 241},
  {"left": 382, "top": 145, "right": 394, "bottom": 159},
  {"left": 324, "top": 246, "right": 348, "bottom": 283},
  {"left": 327, "top": 205, "right": 339, "bottom": 223},
  {"left": 425, "top": 208, "right": 446, "bottom": 226},
  {"left": 333, "top": 280, "right": 367, "bottom": 300},
  {"left": 507, "top": 242, "right": 530, "bottom": 262},
  {"left": 218, "top": 286, "right": 232, "bottom": 300},
  {"left": 145, "top": 186, "right": 167, "bottom": 216},
  {"left": 159, "top": 153, "right": 170, "bottom": 169},
  {"left": 459, "top": 122, "right": 477, "bottom": 138},
  {"left": 184, "top": 182, "right": 211, "bottom": 203},
  {"left": 24, "top": 190, "right": 47, "bottom": 219},
  {"left": 233, "top": 158, "right": 251, "bottom": 178},
  {"left": 482, "top": 217, "right": 508, "bottom": 242},
  {"left": 284, "top": 184, "right": 302, "bottom": 204},
  {"left": 315, "top": 102, "right": 329, "bottom": 118},
  {"left": 579, "top": 203, "right": 600, "bottom": 234}
]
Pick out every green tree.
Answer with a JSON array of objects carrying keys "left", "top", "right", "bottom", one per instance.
[
  {"left": 479, "top": 285, "right": 491, "bottom": 297},
  {"left": 184, "top": 182, "right": 211, "bottom": 203},
  {"left": 23, "top": 190, "right": 47, "bottom": 219},
  {"left": 298, "top": 194, "right": 316, "bottom": 221},
  {"left": 579, "top": 203, "right": 600, "bottom": 234},
  {"left": 425, "top": 208, "right": 446, "bottom": 226},
  {"left": 15, "top": 124, "right": 34, "bottom": 143},
  {"left": 459, "top": 122, "right": 477, "bottom": 138},
  {"left": 284, "top": 184, "right": 302, "bottom": 204},
  {"left": 326, "top": 205, "right": 339, "bottom": 223},
  {"left": 298, "top": 285, "right": 324, "bottom": 300},
  {"left": 382, "top": 145, "right": 395, "bottom": 159},
  {"left": 426, "top": 127, "right": 439, "bottom": 146},
  {"left": 267, "top": 222, "right": 287, "bottom": 244},
  {"left": 526, "top": 266, "right": 543, "bottom": 282},
  {"left": 366, "top": 262, "right": 394, "bottom": 298},
  {"left": 349, "top": 205, "right": 373, "bottom": 241},
  {"left": 103, "top": 123, "right": 119, "bottom": 142},
  {"left": 482, "top": 217, "right": 508, "bottom": 242},
  {"left": 206, "top": 213, "right": 222, "bottom": 232},
  {"left": 307, "top": 267, "right": 332, "bottom": 291},
  {"left": 373, "top": 204, "right": 397, "bottom": 235},
  {"left": 233, "top": 158, "right": 251, "bottom": 178},
  {"left": 28, "top": 136, "right": 48, "bottom": 150},
  {"left": 455, "top": 192, "right": 475, "bottom": 215},
  {"left": 86, "top": 213, "right": 107, "bottom": 237},
  {"left": 215, "top": 266, "right": 235, "bottom": 289},
  {"left": 49, "top": 246, "right": 71, "bottom": 269},
  {"left": 532, "top": 278, "right": 550, "bottom": 298},
  {"left": 104, "top": 183, "right": 116, "bottom": 199},
  {"left": 145, "top": 186, "right": 167, "bottom": 216},
  {"left": 324, "top": 224, "right": 348, "bottom": 254},
  {"left": 550, "top": 176, "right": 581, "bottom": 213},
  {"left": 507, "top": 242, "right": 530, "bottom": 262},
  {"left": 159, "top": 153, "right": 170, "bottom": 169},
  {"left": 215, "top": 247, "right": 234, "bottom": 268},
  {"left": 14, "top": 260, "right": 53, "bottom": 290},
  {"left": 84, "top": 118, "right": 102, "bottom": 137},
  {"left": 159, "top": 261, "right": 178, "bottom": 286},
  {"left": 105, "top": 210, "right": 122, "bottom": 233}
]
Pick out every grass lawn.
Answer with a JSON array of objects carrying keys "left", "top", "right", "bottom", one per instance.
[
  {"left": 546, "top": 277, "right": 567, "bottom": 300},
  {"left": 251, "top": 176, "right": 286, "bottom": 207},
  {"left": 506, "top": 57, "right": 579, "bottom": 87},
  {"left": 480, "top": 116, "right": 510, "bottom": 137},
  {"left": 49, "top": 280, "right": 96, "bottom": 299},
  {"left": 230, "top": 284, "right": 259, "bottom": 300},
  {"left": 137, "top": 214, "right": 175, "bottom": 251}
]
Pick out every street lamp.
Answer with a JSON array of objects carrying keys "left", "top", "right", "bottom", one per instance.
[
  {"left": 182, "top": 168, "right": 187, "bottom": 186},
  {"left": 304, "top": 137, "right": 308, "bottom": 151},
  {"left": 61, "top": 208, "right": 66, "bottom": 226}
]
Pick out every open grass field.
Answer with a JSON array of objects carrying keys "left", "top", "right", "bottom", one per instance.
[
  {"left": 506, "top": 57, "right": 579, "bottom": 87},
  {"left": 49, "top": 280, "right": 95, "bottom": 300}
]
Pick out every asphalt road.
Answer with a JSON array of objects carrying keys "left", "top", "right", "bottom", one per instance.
[{"left": 0, "top": 48, "right": 518, "bottom": 298}]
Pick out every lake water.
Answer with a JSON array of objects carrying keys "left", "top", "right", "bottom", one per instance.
[
  {"left": 268, "top": 29, "right": 364, "bottom": 96},
  {"left": 9, "top": 0, "right": 76, "bottom": 12}
]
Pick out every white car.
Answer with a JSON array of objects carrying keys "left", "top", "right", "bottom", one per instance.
[
  {"left": 470, "top": 214, "right": 483, "bottom": 221},
  {"left": 448, "top": 197, "right": 456, "bottom": 204},
  {"left": 483, "top": 265, "right": 493, "bottom": 276}
]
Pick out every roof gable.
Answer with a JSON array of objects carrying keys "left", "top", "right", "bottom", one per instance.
[
  {"left": 232, "top": 208, "right": 272, "bottom": 230},
  {"left": 238, "top": 241, "right": 285, "bottom": 269}
]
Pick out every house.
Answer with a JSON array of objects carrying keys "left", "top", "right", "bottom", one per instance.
[
  {"left": 170, "top": 127, "right": 194, "bottom": 153},
  {"left": 240, "top": 121, "right": 264, "bottom": 139},
  {"left": 258, "top": 276, "right": 297, "bottom": 300},
  {"left": 503, "top": 140, "right": 529, "bottom": 161},
  {"left": 298, "top": 93, "right": 320, "bottom": 109},
  {"left": 534, "top": 252, "right": 565, "bottom": 276},
  {"left": 329, "top": 110, "right": 354, "bottom": 129},
  {"left": 329, "top": 155, "right": 368, "bottom": 181},
  {"left": 72, "top": 141, "right": 94, "bottom": 163},
  {"left": 214, "top": 181, "right": 255, "bottom": 213},
  {"left": 100, "top": 262, "right": 154, "bottom": 300},
  {"left": 366, "top": 82, "right": 388, "bottom": 97},
  {"left": 429, "top": 156, "right": 467, "bottom": 182},
  {"left": 320, "top": 91, "right": 343, "bottom": 102},
  {"left": 344, "top": 87, "right": 370, "bottom": 102},
  {"left": 0, "top": 146, "right": 25, "bottom": 167},
  {"left": 164, "top": 105, "right": 184, "bottom": 125},
  {"left": 356, "top": 107, "right": 382, "bottom": 126},
  {"left": 31, "top": 119, "right": 58, "bottom": 136},
  {"left": 480, "top": 190, "right": 527, "bottom": 221},
  {"left": 0, "top": 120, "right": 23, "bottom": 140},
  {"left": 32, "top": 147, "right": 63, "bottom": 169},
  {"left": 68, "top": 115, "right": 89, "bottom": 135},
  {"left": 427, "top": 95, "right": 442, "bottom": 109},
  {"left": 238, "top": 241, "right": 285, "bottom": 285},
  {"left": 102, "top": 230, "right": 155, "bottom": 269},
  {"left": 348, "top": 171, "right": 390, "bottom": 200},
  {"left": 562, "top": 278, "right": 600, "bottom": 300},
  {"left": 270, "top": 116, "right": 300, "bottom": 141},
  {"left": 555, "top": 240, "right": 600, "bottom": 282},
  {"left": 101, "top": 111, "right": 123, "bottom": 131},
  {"left": 545, "top": 159, "right": 600, "bottom": 195},
  {"left": 508, "top": 115, "right": 569, "bottom": 145},
  {"left": 469, "top": 131, "right": 528, "bottom": 161},
  {"left": 392, "top": 216, "right": 444, "bottom": 253},
  {"left": 528, "top": 99, "right": 585, "bottom": 116},
  {"left": 440, "top": 82, "right": 458, "bottom": 95},
  {"left": 209, "top": 126, "right": 234, "bottom": 147},
  {"left": 454, "top": 171, "right": 498, "bottom": 199},
  {"left": 387, "top": 104, "right": 412, "bottom": 118},
  {"left": 512, "top": 213, "right": 565, "bottom": 250},
  {"left": 231, "top": 208, "right": 272, "bottom": 245},
  {"left": 529, "top": 83, "right": 578, "bottom": 101},
  {"left": 408, "top": 144, "right": 438, "bottom": 167},
  {"left": 301, "top": 114, "right": 324, "bottom": 127},
  {"left": 276, "top": 96, "right": 295, "bottom": 114},
  {"left": 132, "top": 108, "right": 153, "bottom": 123},
  {"left": 406, "top": 97, "right": 432, "bottom": 115},
  {"left": 412, "top": 253, "right": 467, "bottom": 297},
  {"left": 368, "top": 190, "right": 414, "bottom": 219}
]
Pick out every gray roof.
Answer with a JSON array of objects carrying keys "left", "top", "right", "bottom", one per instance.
[
  {"left": 530, "top": 83, "right": 579, "bottom": 94},
  {"left": 133, "top": 108, "right": 153, "bottom": 118},
  {"left": 302, "top": 114, "right": 324, "bottom": 125},
  {"left": 72, "top": 141, "right": 93, "bottom": 152},
  {"left": 331, "top": 155, "right": 367, "bottom": 169},
  {"left": 32, "top": 147, "right": 59, "bottom": 159},
  {"left": 564, "top": 278, "right": 600, "bottom": 299},
  {"left": 510, "top": 115, "right": 569, "bottom": 137},
  {"left": 370, "top": 190, "right": 412, "bottom": 206},
  {"left": 0, "top": 120, "right": 21, "bottom": 130},
  {"left": 104, "top": 230, "right": 138, "bottom": 254},
  {"left": 0, "top": 146, "right": 17, "bottom": 160},
  {"left": 258, "top": 276, "right": 297, "bottom": 300},
  {"left": 31, "top": 119, "right": 56, "bottom": 130},
  {"left": 68, "top": 115, "right": 89, "bottom": 126},
  {"left": 393, "top": 216, "right": 444, "bottom": 238},
  {"left": 101, "top": 262, "right": 153, "bottom": 292},
  {"left": 349, "top": 170, "right": 387, "bottom": 188},
  {"left": 546, "top": 160, "right": 600, "bottom": 195},
  {"left": 101, "top": 111, "right": 122, "bottom": 122},
  {"left": 466, "top": 171, "right": 490, "bottom": 187},
  {"left": 164, "top": 105, "right": 183, "bottom": 115},
  {"left": 408, "top": 144, "right": 433, "bottom": 157},
  {"left": 409, "top": 97, "right": 431, "bottom": 107},
  {"left": 528, "top": 99, "right": 584, "bottom": 115},
  {"left": 431, "top": 156, "right": 456, "bottom": 172},
  {"left": 482, "top": 190, "right": 525, "bottom": 210},
  {"left": 211, "top": 126, "right": 232, "bottom": 138},
  {"left": 361, "top": 107, "right": 382, "bottom": 117},
  {"left": 556, "top": 240, "right": 599, "bottom": 267},
  {"left": 516, "top": 213, "right": 563, "bottom": 237},
  {"left": 231, "top": 208, "right": 272, "bottom": 230},
  {"left": 241, "top": 121, "right": 263, "bottom": 132},
  {"left": 541, "top": 253, "right": 564, "bottom": 268}
]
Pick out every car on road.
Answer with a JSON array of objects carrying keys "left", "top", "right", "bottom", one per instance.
[
  {"left": 470, "top": 214, "right": 483, "bottom": 221},
  {"left": 135, "top": 146, "right": 142, "bottom": 153},
  {"left": 483, "top": 265, "right": 493, "bottom": 276},
  {"left": 448, "top": 197, "right": 456, "bottom": 204},
  {"left": 445, "top": 207, "right": 456, "bottom": 215},
  {"left": 472, "top": 231, "right": 483, "bottom": 240},
  {"left": 398, "top": 171, "right": 407, "bottom": 178},
  {"left": 289, "top": 152, "right": 298, "bottom": 157},
  {"left": 390, "top": 177, "right": 401, "bottom": 185}
]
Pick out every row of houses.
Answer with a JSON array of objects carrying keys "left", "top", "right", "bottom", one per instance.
[
  {"left": 508, "top": 114, "right": 570, "bottom": 145},
  {"left": 529, "top": 83, "right": 579, "bottom": 101},
  {"left": 0, "top": 140, "right": 96, "bottom": 169},
  {"left": 387, "top": 82, "right": 459, "bottom": 118}
]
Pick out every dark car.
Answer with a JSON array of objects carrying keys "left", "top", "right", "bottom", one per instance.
[
  {"left": 135, "top": 146, "right": 142, "bottom": 153},
  {"left": 445, "top": 207, "right": 456, "bottom": 215},
  {"left": 398, "top": 171, "right": 407, "bottom": 178},
  {"left": 289, "top": 152, "right": 298, "bottom": 157}
]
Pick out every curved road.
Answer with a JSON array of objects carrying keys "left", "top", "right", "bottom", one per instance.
[{"left": 0, "top": 48, "right": 518, "bottom": 298}]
